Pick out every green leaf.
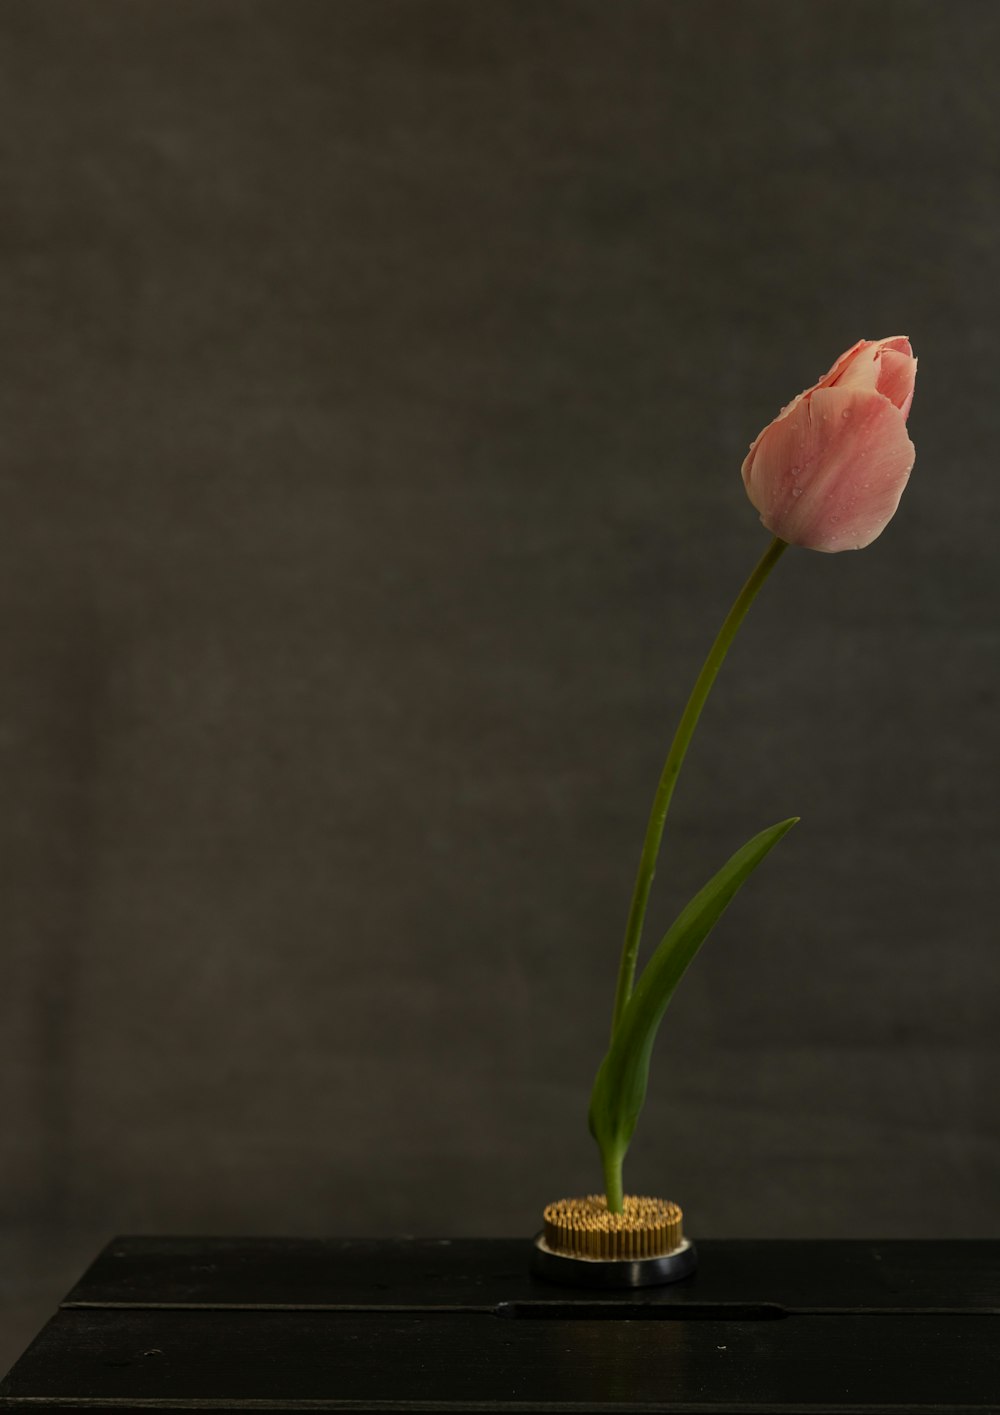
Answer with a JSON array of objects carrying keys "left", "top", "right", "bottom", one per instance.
[{"left": 589, "top": 816, "right": 798, "bottom": 1182}]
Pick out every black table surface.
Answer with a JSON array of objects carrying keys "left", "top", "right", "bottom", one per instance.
[{"left": 1, "top": 1237, "right": 998, "bottom": 1413}]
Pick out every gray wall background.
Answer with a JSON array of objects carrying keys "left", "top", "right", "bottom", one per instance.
[{"left": 2, "top": 0, "right": 999, "bottom": 1367}]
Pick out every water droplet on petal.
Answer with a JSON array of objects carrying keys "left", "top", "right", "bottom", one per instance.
[
  {"left": 841, "top": 409, "right": 851, "bottom": 419},
  {"left": 791, "top": 487, "right": 802, "bottom": 497}
]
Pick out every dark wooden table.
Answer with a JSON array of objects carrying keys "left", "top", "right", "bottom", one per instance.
[{"left": 1, "top": 1237, "right": 998, "bottom": 1412}]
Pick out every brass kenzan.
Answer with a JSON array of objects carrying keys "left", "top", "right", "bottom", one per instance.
[{"left": 542, "top": 1195, "right": 684, "bottom": 1261}]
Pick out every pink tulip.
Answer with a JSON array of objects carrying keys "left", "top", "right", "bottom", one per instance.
[{"left": 742, "top": 337, "right": 917, "bottom": 552}]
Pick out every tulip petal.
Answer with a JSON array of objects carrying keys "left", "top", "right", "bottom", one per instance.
[
  {"left": 819, "top": 336, "right": 913, "bottom": 404},
  {"left": 743, "top": 385, "right": 915, "bottom": 552},
  {"left": 818, "top": 338, "right": 872, "bottom": 391},
  {"left": 824, "top": 343, "right": 882, "bottom": 397},
  {"left": 876, "top": 347, "right": 917, "bottom": 418}
]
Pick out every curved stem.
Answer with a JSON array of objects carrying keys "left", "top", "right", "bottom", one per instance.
[{"left": 609, "top": 535, "right": 788, "bottom": 1040}]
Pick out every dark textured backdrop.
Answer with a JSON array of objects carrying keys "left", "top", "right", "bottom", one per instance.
[{"left": 2, "top": 0, "right": 999, "bottom": 1369}]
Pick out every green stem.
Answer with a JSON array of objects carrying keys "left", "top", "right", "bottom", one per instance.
[
  {"left": 602, "top": 1146, "right": 624, "bottom": 1215},
  {"left": 609, "top": 535, "right": 788, "bottom": 1041}
]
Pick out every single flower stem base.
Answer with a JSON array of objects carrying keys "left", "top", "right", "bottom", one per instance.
[{"left": 603, "top": 1148, "right": 625, "bottom": 1214}]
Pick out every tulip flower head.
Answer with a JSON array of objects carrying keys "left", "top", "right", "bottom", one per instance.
[{"left": 742, "top": 337, "right": 917, "bottom": 552}]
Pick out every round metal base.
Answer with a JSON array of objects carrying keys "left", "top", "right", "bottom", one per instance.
[{"left": 531, "top": 1233, "right": 698, "bottom": 1289}]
